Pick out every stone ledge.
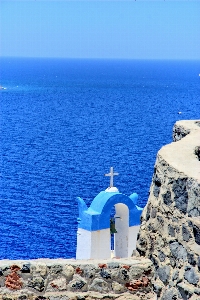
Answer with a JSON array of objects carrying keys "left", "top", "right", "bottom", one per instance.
[{"left": 0, "top": 258, "right": 155, "bottom": 299}]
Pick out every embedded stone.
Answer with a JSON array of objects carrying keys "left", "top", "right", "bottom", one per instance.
[
  {"left": 107, "top": 262, "right": 119, "bottom": 269},
  {"left": 18, "top": 296, "right": 28, "bottom": 300},
  {"left": 5, "top": 271, "right": 23, "bottom": 290},
  {"left": 68, "top": 275, "right": 87, "bottom": 291},
  {"left": 162, "top": 191, "right": 172, "bottom": 206},
  {"left": 50, "top": 265, "right": 63, "bottom": 274},
  {"left": 172, "top": 124, "right": 190, "bottom": 141},
  {"left": 62, "top": 265, "right": 74, "bottom": 280},
  {"left": 49, "top": 277, "right": 66, "bottom": 290},
  {"left": 158, "top": 251, "right": 166, "bottom": 262},
  {"left": 81, "top": 264, "right": 96, "bottom": 279},
  {"left": 157, "top": 266, "right": 170, "bottom": 284},
  {"left": 198, "top": 257, "right": 200, "bottom": 271},
  {"left": 193, "top": 225, "right": 200, "bottom": 245},
  {"left": 88, "top": 278, "right": 109, "bottom": 293},
  {"left": 172, "top": 270, "right": 179, "bottom": 281},
  {"left": 21, "top": 264, "right": 30, "bottom": 273},
  {"left": 168, "top": 225, "right": 175, "bottom": 237},
  {"left": 27, "top": 276, "right": 46, "bottom": 292},
  {"left": 112, "top": 281, "right": 125, "bottom": 293},
  {"left": 153, "top": 174, "right": 161, "bottom": 197},
  {"left": 153, "top": 283, "right": 162, "bottom": 296},
  {"left": 172, "top": 178, "right": 188, "bottom": 214},
  {"left": 170, "top": 257, "right": 176, "bottom": 268},
  {"left": 10, "top": 265, "right": 21, "bottom": 272},
  {"left": 177, "top": 282, "right": 194, "bottom": 299},
  {"left": 34, "top": 263, "right": 47, "bottom": 277},
  {"left": 182, "top": 224, "right": 192, "bottom": 242},
  {"left": 157, "top": 216, "right": 164, "bottom": 226},
  {"left": 187, "top": 253, "right": 196, "bottom": 266},
  {"left": 100, "top": 269, "right": 111, "bottom": 279},
  {"left": 161, "top": 288, "right": 179, "bottom": 300},
  {"left": 169, "top": 241, "right": 187, "bottom": 261},
  {"left": 195, "top": 146, "right": 200, "bottom": 160},
  {"left": 151, "top": 207, "right": 157, "bottom": 218},
  {"left": 184, "top": 266, "right": 199, "bottom": 285}
]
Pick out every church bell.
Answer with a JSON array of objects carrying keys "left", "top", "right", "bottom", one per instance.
[{"left": 110, "top": 218, "right": 117, "bottom": 234}]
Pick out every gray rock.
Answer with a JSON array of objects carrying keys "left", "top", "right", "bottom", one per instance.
[
  {"left": 189, "top": 207, "right": 200, "bottom": 217},
  {"left": 161, "top": 287, "right": 179, "bottom": 300},
  {"left": 193, "top": 225, "right": 200, "bottom": 245},
  {"left": 151, "top": 207, "right": 157, "bottom": 218},
  {"left": 27, "top": 276, "right": 46, "bottom": 292},
  {"left": 173, "top": 125, "right": 190, "bottom": 142},
  {"left": 168, "top": 225, "right": 175, "bottom": 237},
  {"left": 182, "top": 224, "right": 192, "bottom": 242},
  {"left": 68, "top": 275, "right": 87, "bottom": 291},
  {"left": 172, "top": 178, "right": 188, "bottom": 214},
  {"left": 198, "top": 257, "right": 200, "bottom": 271},
  {"left": 187, "top": 253, "right": 196, "bottom": 266},
  {"left": 172, "top": 270, "right": 179, "bottom": 281},
  {"left": 177, "top": 282, "right": 194, "bottom": 300},
  {"left": 162, "top": 191, "right": 172, "bottom": 206},
  {"left": 153, "top": 174, "right": 161, "bottom": 197},
  {"left": 170, "top": 257, "right": 176, "bottom": 268},
  {"left": 21, "top": 264, "right": 30, "bottom": 273},
  {"left": 169, "top": 241, "right": 187, "bottom": 261},
  {"left": 195, "top": 288, "right": 200, "bottom": 295},
  {"left": 157, "top": 266, "right": 170, "bottom": 284},
  {"left": 153, "top": 283, "right": 162, "bottom": 296},
  {"left": 81, "top": 265, "right": 96, "bottom": 279},
  {"left": 184, "top": 266, "right": 199, "bottom": 285},
  {"left": 158, "top": 251, "right": 166, "bottom": 262},
  {"left": 50, "top": 265, "right": 63, "bottom": 274},
  {"left": 100, "top": 268, "right": 111, "bottom": 280},
  {"left": 107, "top": 262, "right": 119, "bottom": 269},
  {"left": 88, "top": 278, "right": 109, "bottom": 293}
]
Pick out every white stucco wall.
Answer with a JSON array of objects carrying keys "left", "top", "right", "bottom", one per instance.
[{"left": 76, "top": 228, "right": 110, "bottom": 259}]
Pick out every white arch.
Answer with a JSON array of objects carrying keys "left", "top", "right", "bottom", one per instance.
[{"left": 114, "top": 203, "right": 140, "bottom": 258}]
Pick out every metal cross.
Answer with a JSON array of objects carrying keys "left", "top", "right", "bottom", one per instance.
[{"left": 105, "top": 167, "right": 119, "bottom": 188}]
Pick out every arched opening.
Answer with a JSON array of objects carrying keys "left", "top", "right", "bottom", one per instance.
[
  {"left": 114, "top": 203, "right": 129, "bottom": 258},
  {"left": 109, "top": 203, "right": 129, "bottom": 258}
]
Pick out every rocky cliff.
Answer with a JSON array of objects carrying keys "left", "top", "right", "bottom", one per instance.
[{"left": 136, "top": 120, "right": 200, "bottom": 299}]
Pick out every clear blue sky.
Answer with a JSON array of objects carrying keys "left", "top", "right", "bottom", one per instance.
[{"left": 1, "top": 1, "right": 200, "bottom": 59}]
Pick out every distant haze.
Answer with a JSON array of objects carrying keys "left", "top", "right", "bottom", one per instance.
[{"left": 1, "top": 1, "right": 200, "bottom": 59}]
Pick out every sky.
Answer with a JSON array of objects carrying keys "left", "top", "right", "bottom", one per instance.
[{"left": 1, "top": 1, "right": 200, "bottom": 60}]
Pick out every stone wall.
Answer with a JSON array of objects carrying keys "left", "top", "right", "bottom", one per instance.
[
  {"left": 0, "top": 258, "right": 156, "bottom": 300},
  {"left": 136, "top": 120, "right": 200, "bottom": 299}
]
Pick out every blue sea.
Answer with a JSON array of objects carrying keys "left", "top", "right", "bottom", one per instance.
[{"left": 1, "top": 58, "right": 200, "bottom": 259}]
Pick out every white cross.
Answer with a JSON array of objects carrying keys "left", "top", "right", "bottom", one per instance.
[{"left": 105, "top": 167, "right": 119, "bottom": 188}]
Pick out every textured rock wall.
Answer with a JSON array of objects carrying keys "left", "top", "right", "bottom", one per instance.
[
  {"left": 136, "top": 120, "right": 200, "bottom": 299},
  {"left": 0, "top": 258, "right": 156, "bottom": 300}
]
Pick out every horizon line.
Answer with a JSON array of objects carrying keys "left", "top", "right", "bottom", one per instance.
[{"left": 1, "top": 56, "right": 200, "bottom": 61}]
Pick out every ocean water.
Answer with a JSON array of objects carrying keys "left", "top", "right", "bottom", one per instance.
[{"left": 1, "top": 58, "right": 200, "bottom": 259}]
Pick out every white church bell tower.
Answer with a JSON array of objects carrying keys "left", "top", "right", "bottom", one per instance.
[{"left": 76, "top": 167, "right": 143, "bottom": 260}]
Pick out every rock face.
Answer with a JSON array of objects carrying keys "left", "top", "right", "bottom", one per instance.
[{"left": 136, "top": 120, "right": 200, "bottom": 299}]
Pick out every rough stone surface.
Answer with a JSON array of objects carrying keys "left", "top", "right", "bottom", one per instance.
[
  {"left": 136, "top": 120, "right": 200, "bottom": 299},
  {"left": 0, "top": 258, "right": 155, "bottom": 299}
]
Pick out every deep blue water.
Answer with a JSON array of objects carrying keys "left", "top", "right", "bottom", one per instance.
[{"left": 1, "top": 58, "right": 200, "bottom": 259}]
